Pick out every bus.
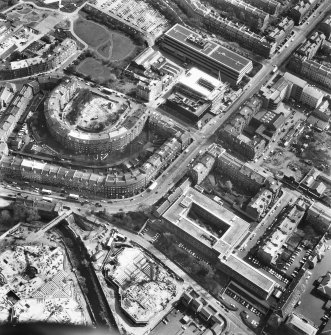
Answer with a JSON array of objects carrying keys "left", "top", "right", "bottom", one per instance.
[
  {"left": 42, "top": 197, "right": 53, "bottom": 203},
  {"left": 68, "top": 194, "right": 79, "bottom": 201},
  {"left": 41, "top": 189, "right": 52, "bottom": 195}
]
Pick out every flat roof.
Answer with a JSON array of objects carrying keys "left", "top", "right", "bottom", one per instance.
[
  {"left": 177, "top": 67, "right": 225, "bottom": 99},
  {"left": 308, "top": 201, "right": 331, "bottom": 220},
  {"left": 302, "top": 85, "right": 324, "bottom": 100},
  {"left": 284, "top": 72, "right": 307, "bottom": 88},
  {"left": 225, "top": 254, "right": 276, "bottom": 293},
  {"left": 163, "top": 187, "right": 249, "bottom": 256},
  {"left": 286, "top": 314, "right": 318, "bottom": 335},
  {"left": 167, "top": 92, "right": 210, "bottom": 117},
  {"left": 164, "top": 24, "right": 251, "bottom": 73}
]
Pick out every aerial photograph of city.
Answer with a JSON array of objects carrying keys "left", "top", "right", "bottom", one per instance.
[{"left": 1, "top": 0, "right": 331, "bottom": 335}]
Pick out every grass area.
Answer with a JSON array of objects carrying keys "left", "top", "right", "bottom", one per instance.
[
  {"left": 111, "top": 32, "right": 135, "bottom": 61},
  {"left": 19, "top": 7, "right": 31, "bottom": 14},
  {"left": 76, "top": 57, "right": 112, "bottom": 82},
  {"left": 97, "top": 40, "right": 111, "bottom": 59},
  {"left": 73, "top": 17, "right": 110, "bottom": 48},
  {"left": 60, "top": 0, "right": 87, "bottom": 12},
  {"left": 73, "top": 16, "right": 136, "bottom": 61}
]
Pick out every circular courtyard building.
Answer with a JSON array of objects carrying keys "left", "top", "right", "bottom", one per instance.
[{"left": 44, "top": 78, "right": 149, "bottom": 154}]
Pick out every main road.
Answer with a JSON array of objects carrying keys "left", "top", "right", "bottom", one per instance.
[
  {"left": 91, "top": 2, "right": 331, "bottom": 214},
  {"left": 2, "top": 1, "right": 331, "bottom": 216}
]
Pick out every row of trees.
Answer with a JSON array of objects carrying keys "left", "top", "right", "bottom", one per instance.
[
  {"left": 82, "top": 10, "right": 146, "bottom": 46},
  {"left": 0, "top": 0, "right": 18, "bottom": 11},
  {"left": 145, "top": 0, "right": 205, "bottom": 29},
  {"left": 99, "top": 211, "right": 149, "bottom": 232},
  {"left": 155, "top": 232, "right": 222, "bottom": 294},
  {"left": 0, "top": 203, "right": 40, "bottom": 228}
]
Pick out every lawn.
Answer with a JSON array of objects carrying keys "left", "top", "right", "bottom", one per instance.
[
  {"left": 73, "top": 17, "right": 110, "bottom": 48},
  {"left": 73, "top": 17, "right": 135, "bottom": 61},
  {"left": 111, "top": 32, "right": 135, "bottom": 61},
  {"left": 97, "top": 40, "right": 112, "bottom": 59},
  {"left": 76, "top": 57, "right": 112, "bottom": 82}
]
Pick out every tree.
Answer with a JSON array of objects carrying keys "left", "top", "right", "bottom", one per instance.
[
  {"left": 26, "top": 207, "right": 40, "bottom": 223},
  {"left": 224, "top": 180, "right": 233, "bottom": 192},
  {"left": 8, "top": 0, "right": 19, "bottom": 7},
  {"left": 0, "top": 209, "right": 13, "bottom": 227},
  {"left": 108, "top": 73, "right": 117, "bottom": 82},
  {"left": 8, "top": 204, "right": 39, "bottom": 224},
  {"left": 77, "top": 274, "right": 88, "bottom": 294}
]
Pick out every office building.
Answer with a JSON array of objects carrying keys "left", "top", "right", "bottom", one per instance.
[
  {"left": 162, "top": 187, "right": 250, "bottom": 260},
  {"left": 219, "top": 254, "right": 276, "bottom": 299},
  {"left": 260, "top": 76, "right": 290, "bottom": 110},
  {"left": 175, "top": 68, "right": 228, "bottom": 114},
  {"left": 284, "top": 72, "right": 324, "bottom": 108},
  {"left": 136, "top": 79, "right": 162, "bottom": 101},
  {"left": 161, "top": 24, "right": 253, "bottom": 85},
  {"left": 166, "top": 67, "right": 228, "bottom": 124}
]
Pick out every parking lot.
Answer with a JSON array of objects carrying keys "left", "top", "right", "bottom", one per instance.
[
  {"left": 294, "top": 241, "right": 331, "bottom": 328},
  {"left": 275, "top": 242, "right": 313, "bottom": 277},
  {"left": 141, "top": 226, "right": 212, "bottom": 265},
  {"left": 224, "top": 289, "right": 263, "bottom": 318},
  {"left": 248, "top": 255, "right": 290, "bottom": 287},
  {"left": 150, "top": 305, "right": 210, "bottom": 335},
  {"left": 220, "top": 282, "right": 268, "bottom": 329}
]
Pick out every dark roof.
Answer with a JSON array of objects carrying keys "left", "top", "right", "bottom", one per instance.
[
  {"left": 164, "top": 24, "right": 251, "bottom": 72},
  {"left": 317, "top": 272, "right": 331, "bottom": 298}
]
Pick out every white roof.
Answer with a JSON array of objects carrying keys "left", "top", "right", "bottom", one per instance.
[
  {"left": 286, "top": 314, "right": 317, "bottom": 335},
  {"left": 21, "top": 159, "right": 46, "bottom": 170},
  {"left": 302, "top": 85, "right": 324, "bottom": 100},
  {"left": 178, "top": 67, "right": 224, "bottom": 99}
]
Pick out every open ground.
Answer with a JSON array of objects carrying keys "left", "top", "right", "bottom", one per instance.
[{"left": 73, "top": 16, "right": 135, "bottom": 60}]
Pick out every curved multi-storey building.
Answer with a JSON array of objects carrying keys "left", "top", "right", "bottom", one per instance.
[
  {"left": 0, "top": 39, "right": 77, "bottom": 80},
  {"left": 44, "top": 78, "right": 149, "bottom": 154},
  {"left": 0, "top": 137, "right": 181, "bottom": 198},
  {"left": 0, "top": 79, "right": 188, "bottom": 198}
]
